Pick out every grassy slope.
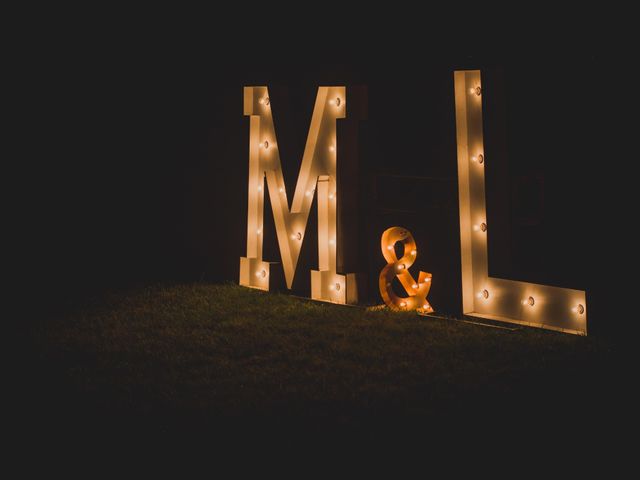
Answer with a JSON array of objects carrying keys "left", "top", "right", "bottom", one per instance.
[{"left": 23, "top": 283, "right": 620, "bottom": 444}]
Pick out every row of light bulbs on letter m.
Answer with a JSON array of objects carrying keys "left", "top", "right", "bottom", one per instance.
[{"left": 239, "top": 73, "right": 587, "bottom": 335}]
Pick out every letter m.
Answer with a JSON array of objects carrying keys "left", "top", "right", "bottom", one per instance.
[{"left": 239, "top": 86, "right": 361, "bottom": 304}]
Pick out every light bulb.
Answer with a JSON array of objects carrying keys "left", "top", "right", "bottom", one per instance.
[
  {"left": 480, "top": 222, "right": 487, "bottom": 232},
  {"left": 261, "top": 140, "right": 269, "bottom": 149},
  {"left": 329, "top": 192, "right": 335, "bottom": 200},
  {"left": 329, "top": 145, "right": 335, "bottom": 152},
  {"left": 573, "top": 304, "right": 585, "bottom": 315},
  {"left": 256, "top": 229, "right": 262, "bottom": 235},
  {"left": 334, "top": 283, "right": 341, "bottom": 291},
  {"left": 387, "top": 245, "right": 394, "bottom": 251},
  {"left": 479, "top": 289, "right": 489, "bottom": 299},
  {"left": 477, "top": 154, "right": 484, "bottom": 164},
  {"left": 411, "top": 249, "right": 417, "bottom": 256},
  {"left": 523, "top": 296, "right": 535, "bottom": 307},
  {"left": 279, "top": 187, "right": 284, "bottom": 193},
  {"left": 412, "top": 283, "right": 418, "bottom": 289},
  {"left": 400, "top": 301, "right": 407, "bottom": 308},
  {"left": 329, "top": 238, "right": 335, "bottom": 245},
  {"left": 257, "top": 185, "right": 262, "bottom": 192},
  {"left": 397, "top": 264, "right": 406, "bottom": 270},
  {"left": 256, "top": 269, "right": 267, "bottom": 278},
  {"left": 473, "top": 86, "right": 481, "bottom": 96},
  {"left": 305, "top": 190, "right": 312, "bottom": 197},
  {"left": 423, "top": 277, "right": 431, "bottom": 283},
  {"left": 422, "top": 303, "right": 430, "bottom": 310},
  {"left": 291, "top": 232, "right": 302, "bottom": 241},
  {"left": 329, "top": 97, "right": 341, "bottom": 106}
]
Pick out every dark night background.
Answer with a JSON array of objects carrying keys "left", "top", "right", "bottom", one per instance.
[
  {"left": 23, "top": 31, "right": 625, "bottom": 337},
  {"left": 9, "top": 19, "right": 637, "bottom": 466}
]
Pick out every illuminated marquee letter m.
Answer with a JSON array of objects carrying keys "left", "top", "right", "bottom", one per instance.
[{"left": 240, "top": 86, "right": 361, "bottom": 304}]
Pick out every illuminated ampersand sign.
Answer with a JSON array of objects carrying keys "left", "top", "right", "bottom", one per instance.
[{"left": 379, "top": 227, "right": 434, "bottom": 314}]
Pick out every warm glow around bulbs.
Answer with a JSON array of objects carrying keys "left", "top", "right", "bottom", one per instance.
[
  {"left": 474, "top": 223, "right": 487, "bottom": 232},
  {"left": 471, "top": 154, "right": 484, "bottom": 164}
]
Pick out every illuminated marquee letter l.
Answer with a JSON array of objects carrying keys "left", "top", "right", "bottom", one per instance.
[{"left": 454, "top": 70, "right": 587, "bottom": 334}]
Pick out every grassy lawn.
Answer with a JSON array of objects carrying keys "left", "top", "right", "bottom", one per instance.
[{"left": 22, "top": 283, "right": 620, "bottom": 445}]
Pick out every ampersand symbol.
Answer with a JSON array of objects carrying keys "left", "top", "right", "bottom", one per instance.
[{"left": 379, "top": 226, "right": 434, "bottom": 314}]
